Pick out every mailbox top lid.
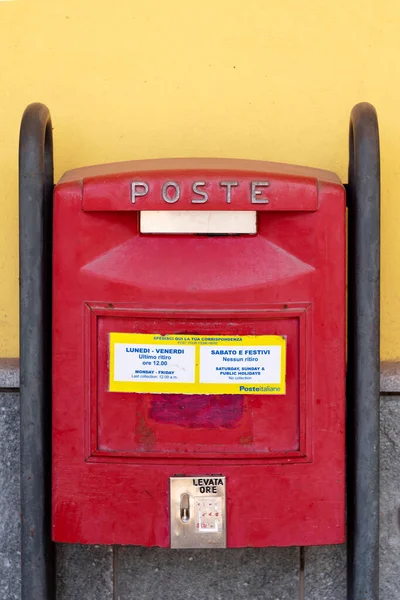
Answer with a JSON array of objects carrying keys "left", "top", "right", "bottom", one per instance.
[
  {"left": 56, "top": 158, "right": 344, "bottom": 212},
  {"left": 58, "top": 157, "right": 342, "bottom": 185}
]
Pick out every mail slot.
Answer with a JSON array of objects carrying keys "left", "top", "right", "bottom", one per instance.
[{"left": 52, "top": 157, "right": 345, "bottom": 547}]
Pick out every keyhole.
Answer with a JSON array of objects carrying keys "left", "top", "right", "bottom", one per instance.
[{"left": 180, "top": 493, "right": 190, "bottom": 523}]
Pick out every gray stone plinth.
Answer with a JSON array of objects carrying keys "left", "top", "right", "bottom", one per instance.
[
  {"left": 56, "top": 544, "right": 113, "bottom": 600},
  {"left": 0, "top": 392, "right": 20, "bottom": 600},
  {"left": 0, "top": 359, "right": 19, "bottom": 389},
  {"left": 304, "top": 544, "right": 346, "bottom": 600},
  {"left": 380, "top": 397, "right": 400, "bottom": 600},
  {"left": 114, "top": 546, "right": 300, "bottom": 600},
  {"left": 381, "top": 362, "right": 400, "bottom": 394},
  {"left": 1, "top": 358, "right": 400, "bottom": 600}
]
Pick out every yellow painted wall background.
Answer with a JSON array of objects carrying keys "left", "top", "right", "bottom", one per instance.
[{"left": 0, "top": 0, "right": 398, "bottom": 359}]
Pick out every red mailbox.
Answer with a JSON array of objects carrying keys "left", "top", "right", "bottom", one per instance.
[{"left": 52, "top": 158, "right": 345, "bottom": 548}]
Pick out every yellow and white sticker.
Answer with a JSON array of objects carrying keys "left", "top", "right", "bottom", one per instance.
[{"left": 109, "top": 333, "right": 286, "bottom": 395}]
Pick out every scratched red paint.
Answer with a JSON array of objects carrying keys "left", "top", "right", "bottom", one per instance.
[
  {"left": 95, "top": 314, "right": 299, "bottom": 455},
  {"left": 148, "top": 394, "right": 244, "bottom": 428}
]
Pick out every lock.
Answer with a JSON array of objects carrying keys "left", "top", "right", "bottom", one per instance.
[
  {"left": 180, "top": 493, "right": 190, "bottom": 523},
  {"left": 170, "top": 477, "right": 226, "bottom": 549}
]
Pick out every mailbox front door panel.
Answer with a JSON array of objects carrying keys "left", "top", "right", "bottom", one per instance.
[
  {"left": 52, "top": 158, "right": 345, "bottom": 547},
  {"left": 94, "top": 311, "right": 303, "bottom": 457}
]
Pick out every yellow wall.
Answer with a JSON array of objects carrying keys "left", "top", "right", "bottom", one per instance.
[{"left": 0, "top": 0, "right": 398, "bottom": 359}]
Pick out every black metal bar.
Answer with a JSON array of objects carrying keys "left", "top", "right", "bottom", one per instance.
[
  {"left": 19, "top": 103, "right": 55, "bottom": 600},
  {"left": 347, "top": 102, "right": 380, "bottom": 600}
]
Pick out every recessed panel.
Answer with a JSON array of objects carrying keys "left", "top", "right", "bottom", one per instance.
[{"left": 94, "top": 313, "right": 303, "bottom": 458}]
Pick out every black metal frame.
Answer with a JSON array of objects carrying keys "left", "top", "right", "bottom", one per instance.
[
  {"left": 347, "top": 103, "right": 381, "bottom": 600},
  {"left": 18, "top": 102, "right": 380, "bottom": 599},
  {"left": 19, "top": 103, "right": 55, "bottom": 599}
]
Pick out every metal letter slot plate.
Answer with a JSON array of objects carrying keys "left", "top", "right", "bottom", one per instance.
[
  {"left": 140, "top": 211, "right": 256, "bottom": 234},
  {"left": 170, "top": 476, "right": 226, "bottom": 549}
]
